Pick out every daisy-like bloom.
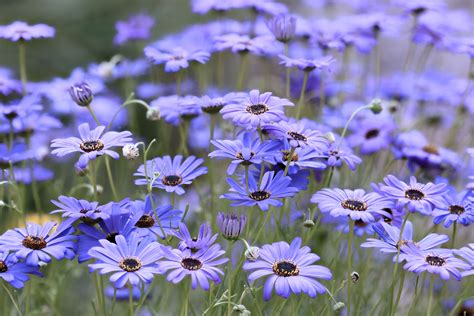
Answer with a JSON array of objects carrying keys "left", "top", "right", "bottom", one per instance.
[
  {"left": 402, "top": 244, "right": 470, "bottom": 281},
  {"left": 173, "top": 223, "right": 218, "bottom": 252},
  {"left": 0, "top": 67, "right": 21, "bottom": 96},
  {"left": 311, "top": 188, "right": 392, "bottom": 222},
  {"left": 216, "top": 212, "right": 246, "bottom": 240},
  {"left": 0, "top": 21, "right": 55, "bottom": 41},
  {"left": 157, "top": 243, "right": 228, "bottom": 290},
  {"left": 455, "top": 244, "right": 474, "bottom": 277},
  {"left": 220, "top": 90, "right": 293, "bottom": 129},
  {"left": 134, "top": 155, "right": 207, "bottom": 195},
  {"left": 0, "top": 222, "right": 76, "bottom": 266},
  {"left": 243, "top": 237, "right": 332, "bottom": 301},
  {"left": 150, "top": 95, "right": 201, "bottom": 126},
  {"left": 214, "top": 34, "right": 266, "bottom": 55},
  {"left": 267, "top": 15, "right": 296, "bottom": 43},
  {"left": 378, "top": 175, "right": 448, "bottom": 215},
  {"left": 50, "top": 123, "right": 133, "bottom": 169},
  {"left": 0, "top": 251, "right": 42, "bottom": 288},
  {"left": 88, "top": 233, "right": 162, "bottom": 288},
  {"left": 194, "top": 92, "right": 246, "bottom": 114},
  {"left": 209, "top": 132, "right": 280, "bottom": 175},
  {"left": 221, "top": 171, "right": 299, "bottom": 211},
  {"left": 361, "top": 222, "right": 449, "bottom": 262},
  {"left": 323, "top": 144, "right": 362, "bottom": 171},
  {"left": 263, "top": 121, "right": 329, "bottom": 150},
  {"left": 129, "top": 196, "right": 183, "bottom": 239},
  {"left": 278, "top": 55, "right": 335, "bottom": 72},
  {"left": 0, "top": 143, "right": 34, "bottom": 168},
  {"left": 144, "top": 46, "right": 210, "bottom": 72},
  {"left": 347, "top": 116, "right": 396, "bottom": 155},
  {"left": 271, "top": 139, "right": 326, "bottom": 174},
  {"left": 51, "top": 196, "right": 110, "bottom": 224},
  {"left": 432, "top": 191, "right": 474, "bottom": 227},
  {"left": 114, "top": 13, "right": 155, "bottom": 46}
]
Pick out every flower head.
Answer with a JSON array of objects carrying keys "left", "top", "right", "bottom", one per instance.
[
  {"left": 263, "top": 121, "right": 329, "bottom": 150},
  {"left": 278, "top": 55, "right": 335, "bottom": 72},
  {"left": 0, "top": 251, "right": 42, "bottom": 288},
  {"left": 69, "top": 81, "right": 93, "bottom": 107},
  {"left": 267, "top": 15, "right": 296, "bottom": 43},
  {"left": 243, "top": 237, "right": 332, "bottom": 301},
  {"left": 455, "top": 244, "right": 474, "bottom": 277},
  {"left": 114, "top": 14, "right": 155, "bottom": 45},
  {"left": 432, "top": 191, "right": 474, "bottom": 227},
  {"left": 51, "top": 123, "right": 133, "bottom": 169},
  {"left": 0, "top": 21, "right": 55, "bottom": 41},
  {"left": 51, "top": 196, "right": 110, "bottom": 223},
  {"left": 145, "top": 46, "right": 210, "bottom": 72},
  {"left": 173, "top": 223, "right": 218, "bottom": 252},
  {"left": 216, "top": 212, "right": 246, "bottom": 240}
]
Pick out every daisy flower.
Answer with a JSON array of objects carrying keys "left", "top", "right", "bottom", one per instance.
[
  {"left": 0, "top": 21, "right": 55, "bottom": 41},
  {"left": 172, "top": 223, "right": 218, "bottom": 252},
  {"left": 134, "top": 155, "right": 208, "bottom": 195},
  {"left": 157, "top": 244, "right": 228, "bottom": 290},
  {"left": 50, "top": 123, "right": 133, "bottom": 169},
  {"left": 0, "top": 222, "right": 76, "bottom": 266},
  {"left": 263, "top": 121, "right": 329, "bottom": 150},
  {"left": 51, "top": 195, "right": 110, "bottom": 223},
  {"left": 278, "top": 55, "right": 335, "bottom": 72},
  {"left": 243, "top": 237, "right": 332, "bottom": 301},
  {"left": 323, "top": 144, "right": 362, "bottom": 171},
  {"left": 88, "top": 233, "right": 162, "bottom": 288},
  {"left": 378, "top": 175, "right": 448, "bottom": 215},
  {"left": 455, "top": 244, "right": 474, "bottom": 277},
  {"left": 311, "top": 188, "right": 391, "bottom": 222},
  {"left": 114, "top": 13, "right": 155, "bottom": 46},
  {"left": 432, "top": 191, "right": 474, "bottom": 227},
  {"left": 271, "top": 139, "right": 326, "bottom": 174},
  {"left": 221, "top": 171, "right": 299, "bottom": 211},
  {"left": 144, "top": 46, "right": 210, "bottom": 72},
  {"left": 220, "top": 90, "right": 293, "bottom": 129},
  {"left": 0, "top": 251, "right": 42, "bottom": 288}
]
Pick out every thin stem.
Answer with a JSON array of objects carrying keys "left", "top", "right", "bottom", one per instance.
[
  {"left": 227, "top": 241, "right": 235, "bottom": 316},
  {"left": 90, "top": 160, "right": 98, "bottom": 201},
  {"left": 253, "top": 207, "right": 272, "bottom": 243},
  {"left": 336, "top": 105, "right": 373, "bottom": 150},
  {"left": 283, "top": 147, "right": 295, "bottom": 176},
  {"left": 18, "top": 40, "right": 27, "bottom": 95},
  {"left": 347, "top": 220, "right": 354, "bottom": 316},
  {"left": 284, "top": 43, "right": 290, "bottom": 98},
  {"left": 129, "top": 285, "right": 134, "bottom": 316},
  {"left": 176, "top": 71, "right": 182, "bottom": 95},
  {"left": 181, "top": 279, "right": 190, "bottom": 316},
  {"left": 87, "top": 106, "right": 102, "bottom": 125},
  {"left": 109, "top": 288, "right": 117, "bottom": 316},
  {"left": 392, "top": 269, "right": 406, "bottom": 316},
  {"left": 236, "top": 53, "right": 249, "bottom": 90},
  {"left": 426, "top": 274, "right": 435, "bottom": 316},
  {"left": 296, "top": 71, "right": 309, "bottom": 119},
  {"left": 450, "top": 221, "right": 457, "bottom": 249},
  {"left": 2, "top": 283, "right": 22, "bottom": 316},
  {"left": 105, "top": 156, "right": 119, "bottom": 200}
]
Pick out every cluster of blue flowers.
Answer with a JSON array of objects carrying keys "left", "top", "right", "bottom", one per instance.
[{"left": 0, "top": 0, "right": 473, "bottom": 314}]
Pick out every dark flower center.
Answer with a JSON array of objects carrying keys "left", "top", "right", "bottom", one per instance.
[
  {"left": 382, "top": 208, "right": 393, "bottom": 224},
  {"left": 354, "top": 220, "right": 368, "bottom": 228},
  {"left": 282, "top": 150, "right": 298, "bottom": 162},
  {"left": 365, "top": 129, "right": 380, "bottom": 139},
  {"left": 135, "top": 215, "right": 155, "bottom": 228},
  {"left": 202, "top": 104, "right": 224, "bottom": 114},
  {"left": 404, "top": 189, "right": 425, "bottom": 201},
  {"left": 422, "top": 144, "right": 439, "bottom": 155},
  {"left": 0, "top": 260, "right": 8, "bottom": 273},
  {"left": 181, "top": 257, "right": 203, "bottom": 270},
  {"left": 236, "top": 152, "right": 255, "bottom": 164},
  {"left": 80, "top": 140, "right": 104, "bottom": 153},
  {"left": 79, "top": 209, "right": 101, "bottom": 214},
  {"left": 288, "top": 131, "right": 307, "bottom": 142},
  {"left": 162, "top": 175, "right": 182, "bottom": 186},
  {"left": 341, "top": 199, "right": 368, "bottom": 211},
  {"left": 106, "top": 232, "right": 119, "bottom": 243},
  {"left": 272, "top": 260, "right": 300, "bottom": 277},
  {"left": 449, "top": 205, "right": 465, "bottom": 215},
  {"left": 249, "top": 190, "right": 270, "bottom": 201},
  {"left": 425, "top": 255, "right": 445, "bottom": 266},
  {"left": 22, "top": 235, "right": 47, "bottom": 250},
  {"left": 246, "top": 104, "right": 268, "bottom": 115},
  {"left": 119, "top": 257, "right": 142, "bottom": 272}
]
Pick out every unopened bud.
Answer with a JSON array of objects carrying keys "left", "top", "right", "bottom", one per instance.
[
  {"left": 351, "top": 271, "right": 360, "bottom": 283},
  {"left": 96, "top": 185, "right": 104, "bottom": 195},
  {"left": 122, "top": 143, "right": 140, "bottom": 160},
  {"left": 245, "top": 246, "right": 260, "bottom": 261},
  {"left": 146, "top": 108, "right": 160, "bottom": 121},
  {"left": 369, "top": 98, "right": 383, "bottom": 114},
  {"left": 233, "top": 304, "right": 251, "bottom": 315},
  {"left": 333, "top": 302, "right": 345, "bottom": 311},
  {"left": 324, "top": 132, "right": 336, "bottom": 143},
  {"left": 69, "top": 81, "right": 93, "bottom": 107},
  {"left": 303, "top": 219, "right": 315, "bottom": 228}
]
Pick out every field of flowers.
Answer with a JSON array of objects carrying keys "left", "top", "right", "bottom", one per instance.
[{"left": 0, "top": 0, "right": 473, "bottom": 315}]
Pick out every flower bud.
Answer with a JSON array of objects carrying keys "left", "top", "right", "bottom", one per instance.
[
  {"left": 217, "top": 212, "right": 246, "bottom": 240},
  {"left": 233, "top": 305, "right": 251, "bottom": 316},
  {"left": 146, "top": 108, "right": 161, "bottom": 121},
  {"left": 303, "top": 219, "right": 315, "bottom": 228},
  {"left": 69, "top": 81, "right": 93, "bottom": 107},
  {"left": 369, "top": 98, "right": 383, "bottom": 114},
  {"left": 351, "top": 271, "right": 360, "bottom": 283},
  {"left": 245, "top": 246, "right": 260, "bottom": 261},
  {"left": 267, "top": 15, "right": 296, "bottom": 43},
  {"left": 122, "top": 143, "right": 140, "bottom": 160},
  {"left": 333, "top": 302, "right": 345, "bottom": 311},
  {"left": 324, "top": 132, "right": 336, "bottom": 143}
]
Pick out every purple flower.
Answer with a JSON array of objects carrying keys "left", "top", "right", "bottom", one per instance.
[
  {"left": 214, "top": 34, "right": 275, "bottom": 55},
  {"left": 243, "top": 237, "right": 332, "bottom": 301},
  {"left": 114, "top": 14, "right": 155, "bottom": 45},
  {"left": 0, "top": 222, "right": 76, "bottom": 266},
  {"left": 194, "top": 92, "right": 246, "bottom": 114},
  {"left": 361, "top": 222, "right": 449, "bottom": 261},
  {"left": 0, "top": 67, "right": 21, "bottom": 96},
  {"left": 347, "top": 116, "right": 396, "bottom": 155},
  {"left": 134, "top": 155, "right": 208, "bottom": 195},
  {"left": 311, "top": 188, "right": 391, "bottom": 222},
  {"left": 402, "top": 245, "right": 469, "bottom": 281},
  {"left": 263, "top": 121, "right": 329, "bottom": 150},
  {"left": 323, "top": 144, "right": 362, "bottom": 171},
  {"left": 0, "top": 143, "right": 34, "bottom": 168},
  {"left": 157, "top": 244, "right": 228, "bottom": 290},
  {"left": 221, "top": 90, "right": 293, "bottom": 129},
  {"left": 0, "top": 21, "right": 55, "bottom": 41},
  {"left": 0, "top": 251, "right": 42, "bottom": 288},
  {"left": 455, "top": 244, "right": 474, "bottom": 277},
  {"left": 88, "top": 233, "right": 162, "bottom": 287},
  {"left": 216, "top": 212, "right": 246, "bottom": 240},
  {"left": 173, "top": 223, "right": 217, "bottom": 252},
  {"left": 432, "top": 192, "right": 474, "bottom": 227},
  {"left": 51, "top": 123, "right": 132, "bottom": 169},
  {"left": 271, "top": 139, "right": 326, "bottom": 173},
  {"left": 266, "top": 15, "right": 296, "bottom": 43},
  {"left": 51, "top": 196, "right": 110, "bottom": 223},
  {"left": 278, "top": 55, "right": 335, "bottom": 72},
  {"left": 150, "top": 95, "right": 201, "bottom": 125},
  {"left": 221, "top": 171, "right": 299, "bottom": 211},
  {"left": 69, "top": 81, "right": 93, "bottom": 107},
  {"left": 209, "top": 132, "right": 280, "bottom": 175},
  {"left": 378, "top": 175, "right": 448, "bottom": 215},
  {"left": 144, "top": 46, "right": 210, "bottom": 72}
]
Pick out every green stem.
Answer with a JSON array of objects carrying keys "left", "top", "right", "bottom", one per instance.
[
  {"left": 227, "top": 241, "right": 235, "bottom": 316},
  {"left": 347, "top": 220, "right": 354, "bottom": 316},
  {"left": 18, "top": 40, "right": 27, "bottom": 95},
  {"left": 253, "top": 207, "right": 272, "bottom": 243},
  {"left": 392, "top": 269, "right": 406, "bottom": 316},
  {"left": 176, "top": 71, "right": 182, "bottom": 95},
  {"left": 284, "top": 43, "right": 290, "bottom": 98},
  {"left": 283, "top": 147, "right": 295, "bottom": 176},
  {"left": 426, "top": 274, "right": 435, "bottom": 316},
  {"left": 236, "top": 53, "right": 249, "bottom": 90},
  {"left": 337, "top": 105, "right": 373, "bottom": 150},
  {"left": 90, "top": 160, "right": 98, "bottom": 201},
  {"left": 87, "top": 106, "right": 102, "bottom": 125},
  {"left": 182, "top": 280, "right": 190, "bottom": 316},
  {"left": 295, "top": 71, "right": 309, "bottom": 119},
  {"left": 129, "top": 285, "right": 134, "bottom": 316},
  {"left": 2, "top": 283, "right": 22, "bottom": 316},
  {"left": 450, "top": 221, "right": 457, "bottom": 249},
  {"left": 105, "top": 157, "right": 119, "bottom": 200}
]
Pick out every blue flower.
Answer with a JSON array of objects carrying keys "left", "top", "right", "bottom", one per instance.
[
  {"left": 266, "top": 15, "right": 296, "bottom": 43},
  {"left": 209, "top": 132, "right": 280, "bottom": 175},
  {"left": 378, "top": 175, "right": 448, "bottom": 215},
  {"left": 221, "top": 170, "right": 299, "bottom": 211},
  {"left": 194, "top": 92, "right": 246, "bottom": 114},
  {"left": 243, "top": 237, "right": 332, "bottom": 301},
  {"left": 432, "top": 191, "right": 474, "bottom": 227},
  {"left": 150, "top": 95, "right": 201, "bottom": 126},
  {"left": 134, "top": 155, "right": 208, "bottom": 195},
  {"left": 271, "top": 139, "right": 326, "bottom": 174},
  {"left": 0, "top": 21, "right": 55, "bottom": 41},
  {"left": 278, "top": 54, "right": 335, "bottom": 72},
  {"left": 144, "top": 46, "right": 210, "bottom": 72},
  {"left": 114, "top": 14, "right": 155, "bottom": 46},
  {"left": 0, "top": 251, "right": 42, "bottom": 288},
  {"left": 51, "top": 196, "right": 110, "bottom": 223},
  {"left": 0, "top": 222, "right": 76, "bottom": 266},
  {"left": 323, "top": 143, "right": 362, "bottom": 171},
  {"left": 51, "top": 123, "right": 133, "bottom": 169},
  {"left": 0, "top": 143, "right": 34, "bottom": 168},
  {"left": 172, "top": 223, "right": 217, "bottom": 252},
  {"left": 263, "top": 121, "right": 329, "bottom": 150},
  {"left": 88, "top": 233, "right": 162, "bottom": 288},
  {"left": 454, "top": 244, "right": 474, "bottom": 277},
  {"left": 347, "top": 115, "right": 396, "bottom": 155},
  {"left": 216, "top": 212, "right": 246, "bottom": 240}
]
